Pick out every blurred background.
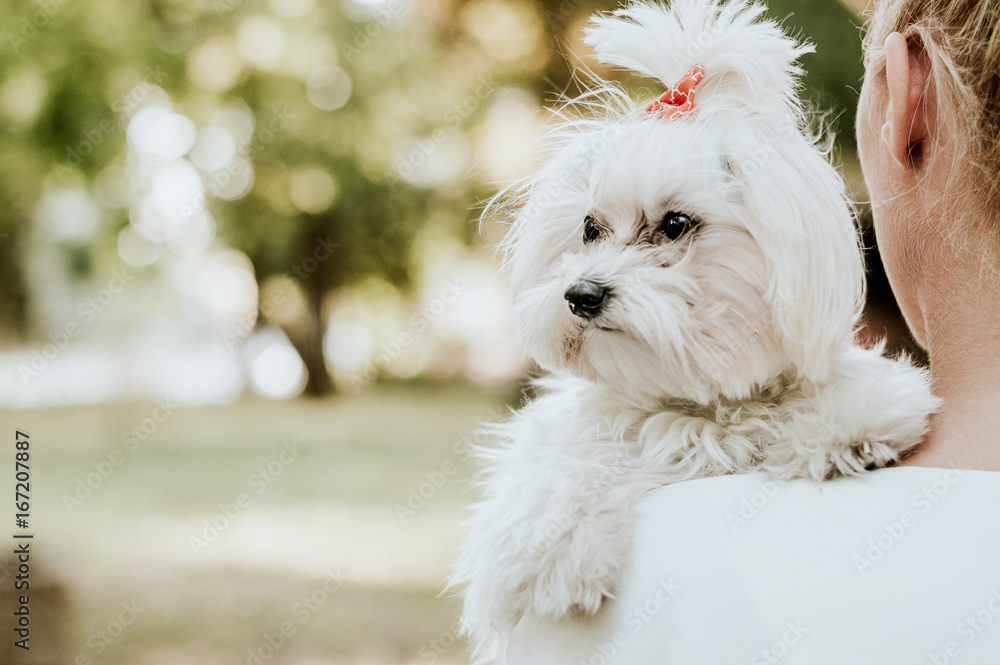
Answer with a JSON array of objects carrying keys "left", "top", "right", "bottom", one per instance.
[{"left": 0, "top": 0, "right": 918, "bottom": 663}]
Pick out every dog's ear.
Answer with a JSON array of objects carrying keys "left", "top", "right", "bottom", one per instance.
[
  {"left": 497, "top": 128, "right": 609, "bottom": 297},
  {"left": 584, "top": 0, "right": 812, "bottom": 116},
  {"left": 729, "top": 123, "right": 864, "bottom": 382}
]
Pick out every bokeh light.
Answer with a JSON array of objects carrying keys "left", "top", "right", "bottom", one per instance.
[
  {"left": 127, "top": 105, "right": 197, "bottom": 163},
  {"left": 0, "top": 68, "right": 46, "bottom": 123},
  {"left": 236, "top": 16, "right": 287, "bottom": 70},
  {"left": 325, "top": 317, "right": 374, "bottom": 374},
  {"left": 187, "top": 37, "right": 245, "bottom": 92},
  {"left": 305, "top": 64, "right": 352, "bottom": 111},
  {"left": 34, "top": 188, "right": 101, "bottom": 243},
  {"left": 117, "top": 225, "right": 162, "bottom": 267},
  {"left": 190, "top": 126, "right": 238, "bottom": 172},
  {"left": 288, "top": 166, "right": 337, "bottom": 212},
  {"left": 246, "top": 328, "right": 308, "bottom": 399}
]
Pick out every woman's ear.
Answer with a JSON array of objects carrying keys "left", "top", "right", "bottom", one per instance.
[{"left": 883, "top": 32, "right": 932, "bottom": 168}]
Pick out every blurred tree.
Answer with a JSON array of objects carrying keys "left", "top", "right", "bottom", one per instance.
[
  {"left": 0, "top": 0, "right": 499, "bottom": 394},
  {"left": 0, "top": 0, "right": 867, "bottom": 394}
]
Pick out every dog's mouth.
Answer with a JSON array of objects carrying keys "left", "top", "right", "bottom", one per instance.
[
  {"left": 561, "top": 320, "right": 621, "bottom": 363},
  {"left": 576, "top": 318, "right": 621, "bottom": 333}
]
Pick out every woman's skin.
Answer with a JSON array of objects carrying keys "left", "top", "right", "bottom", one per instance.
[{"left": 857, "top": 32, "right": 1000, "bottom": 472}]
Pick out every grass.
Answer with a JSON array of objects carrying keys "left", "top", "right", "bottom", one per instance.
[{"left": 0, "top": 382, "right": 517, "bottom": 665}]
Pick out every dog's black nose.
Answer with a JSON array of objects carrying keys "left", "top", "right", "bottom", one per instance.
[{"left": 565, "top": 280, "right": 609, "bottom": 319}]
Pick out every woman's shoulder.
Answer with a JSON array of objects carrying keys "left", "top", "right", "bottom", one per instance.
[
  {"left": 631, "top": 465, "right": 999, "bottom": 584},
  {"left": 508, "top": 467, "right": 1000, "bottom": 665},
  {"left": 638, "top": 465, "right": 990, "bottom": 535}
]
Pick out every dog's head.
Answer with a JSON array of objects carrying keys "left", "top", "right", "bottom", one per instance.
[{"left": 497, "top": 0, "right": 864, "bottom": 404}]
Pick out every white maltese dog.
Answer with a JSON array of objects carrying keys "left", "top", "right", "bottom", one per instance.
[{"left": 451, "top": 0, "right": 938, "bottom": 661}]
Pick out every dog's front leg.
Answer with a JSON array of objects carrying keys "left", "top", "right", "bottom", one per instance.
[
  {"left": 455, "top": 414, "right": 635, "bottom": 660},
  {"left": 516, "top": 454, "right": 635, "bottom": 619}
]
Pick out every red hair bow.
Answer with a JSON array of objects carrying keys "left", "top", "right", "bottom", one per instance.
[{"left": 642, "top": 64, "right": 705, "bottom": 121}]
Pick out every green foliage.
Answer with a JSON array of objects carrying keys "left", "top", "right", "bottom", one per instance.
[
  {"left": 0, "top": 0, "right": 497, "bottom": 331},
  {"left": 766, "top": 0, "right": 865, "bottom": 147},
  {"left": 0, "top": 0, "right": 863, "bottom": 343}
]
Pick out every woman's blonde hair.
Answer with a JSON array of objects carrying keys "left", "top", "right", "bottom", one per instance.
[{"left": 863, "top": 0, "right": 1000, "bottom": 258}]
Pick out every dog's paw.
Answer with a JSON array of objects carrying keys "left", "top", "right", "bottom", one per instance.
[
  {"left": 767, "top": 436, "right": 902, "bottom": 481},
  {"left": 765, "top": 347, "right": 939, "bottom": 481},
  {"left": 850, "top": 438, "right": 902, "bottom": 472},
  {"left": 521, "top": 507, "right": 631, "bottom": 620},
  {"left": 455, "top": 513, "right": 619, "bottom": 656}
]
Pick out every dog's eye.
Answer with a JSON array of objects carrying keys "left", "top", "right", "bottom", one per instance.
[
  {"left": 583, "top": 215, "right": 601, "bottom": 244},
  {"left": 658, "top": 212, "right": 699, "bottom": 241}
]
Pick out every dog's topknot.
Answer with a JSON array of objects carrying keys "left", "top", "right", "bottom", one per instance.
[{"left": 584, "top": 0, "right": 813, "bottom": 117}]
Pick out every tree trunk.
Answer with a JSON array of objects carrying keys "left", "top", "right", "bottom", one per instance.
[
  {"left": 0, "top": 221, "right": 29, "bottom": 342},
  {"left": 280, "top": 222, "right": 337, "bottom": 397},
  {"left": 297, "top": 269, "right": 333, "bottom": 396}
]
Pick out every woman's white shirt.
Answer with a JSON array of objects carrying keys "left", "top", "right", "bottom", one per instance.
[{"left": 507, "top": 467, "right": 1000, "bottom": 665}]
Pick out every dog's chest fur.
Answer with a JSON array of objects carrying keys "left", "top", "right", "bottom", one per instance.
[{"left": 521, "top": 372, "right": 805, "bottom": 486}]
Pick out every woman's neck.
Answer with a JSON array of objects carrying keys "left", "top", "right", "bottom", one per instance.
[{"left": 901, "top": 272, "right": 1000, "bottom": 471}]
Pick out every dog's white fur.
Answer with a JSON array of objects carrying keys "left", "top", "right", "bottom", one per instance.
[{"left": 451, "top": 1, "right": 939, "bottom": 661}]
